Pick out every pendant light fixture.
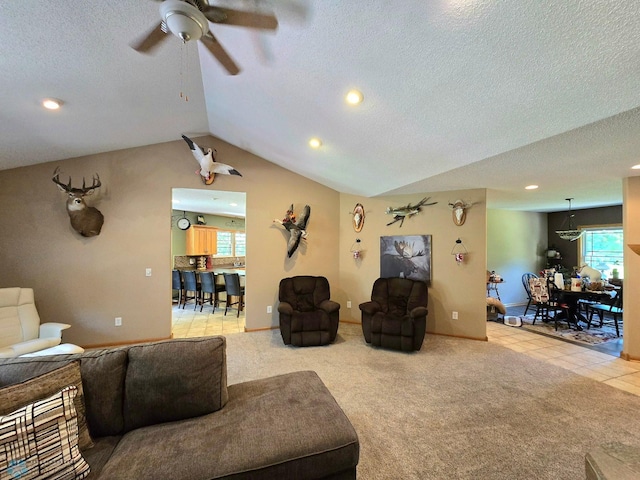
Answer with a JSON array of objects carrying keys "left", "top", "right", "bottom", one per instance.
[{"left": 556, "top": 198, "right": 583, "bottom": 242}]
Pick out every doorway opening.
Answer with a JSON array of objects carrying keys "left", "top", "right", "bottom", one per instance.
[{"left": 171, "top": 188, "right": 247, "bottom": 337}]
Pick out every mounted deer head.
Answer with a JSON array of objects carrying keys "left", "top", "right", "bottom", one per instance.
[{"left": 52, "top": 167, "right": 104, "bottom": 237}]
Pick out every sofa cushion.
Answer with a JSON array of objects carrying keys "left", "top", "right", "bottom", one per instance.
[
  {"left": 0, "top": 385, "right": 91, "bottom": 480},
  {"left": 0, "top": 348, "right": 128, "bottom": 438},
  {"left": 98, "top": 371, "right": 358, "bottom": 480},
  {"left": 0, "top": 361, "right": 93, "bottom": 450},
  {"left": 123, "top": 336, "right": 228, "bottom": 432}
]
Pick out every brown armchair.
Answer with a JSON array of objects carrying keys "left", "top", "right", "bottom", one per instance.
[
  {"left": 359, "top": 277, "right": 428, "bottom": 352},
  {"left": 278, "top": 276, "right": 340, "bottom": 347}
]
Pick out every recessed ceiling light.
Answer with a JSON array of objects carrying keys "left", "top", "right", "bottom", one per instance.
[
  {"left": 309, "top": 138, "right": 322, "bottom": 149},
  {"left": 525, "top": 185, "right": 539, "bottom": 190},
  {"left": 632, "top": 164, "right": 640, "bottom": 170},
  {"left": 345, "top": 89, "right": 363, "bottom": 105},
  {"left": 229, "top": 202, "right": 238, "bottom": 207},
  {"left": 42, "top": 98, "right": 62, "bottom": 110}
]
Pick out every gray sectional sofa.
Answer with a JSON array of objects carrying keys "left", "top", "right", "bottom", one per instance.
[{"left": 0, "top": 336, "right": 359, "bottom": 479}]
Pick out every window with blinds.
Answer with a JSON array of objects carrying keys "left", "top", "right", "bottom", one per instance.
[
  {"left": 580, "top": 226, "right": 623, "bottom": 279},
  {"left": 216, "top": 230, "right": 245, "bottom": 257}
]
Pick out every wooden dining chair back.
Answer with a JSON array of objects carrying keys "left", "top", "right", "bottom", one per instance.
[
  {"left": 586, "top": 288, "right": 623, "bottom": 336},
  {"left": 172, "top": 270, "right": 183, "bottom": 306},
  {"left": 181, "top": 271, "right": 199, "bottom": 310},
  {"left": 223, "top": 273, "right": 245, "bottom": 318},
  {"left": 521, "top": 272, "right": 538, "bottom": 315},
  {"left": 529, "top": 277, "right": 567, "bottom": 328}
]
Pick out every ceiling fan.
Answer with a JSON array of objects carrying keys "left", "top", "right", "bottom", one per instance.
[{"left": 131, "top": 0, "right": 278, "bottom": 75}]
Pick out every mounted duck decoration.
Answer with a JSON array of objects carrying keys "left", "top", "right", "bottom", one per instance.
[
  {"left": 385, "top": 197, "right": 437, "bottom": 227},
  {"left": 273, "top": 204, "right": 310, "bottom": 257},
  {"left": 52, "top": 167, "right": 104, "bottom": 237},
  {"left": 448, "top": 199, "right": 473, "bottom": 226},
  {"left": 181, "top": 135, "right": 242, "bottom": 185}
]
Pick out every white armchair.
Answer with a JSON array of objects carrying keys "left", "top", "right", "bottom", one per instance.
[{"left": 0, "top": 287, "right": 83, "bottom": 358}]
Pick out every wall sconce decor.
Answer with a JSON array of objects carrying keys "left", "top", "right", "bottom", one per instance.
[
  {"left": 451, "top": 238, "right": 468, "bottom": 265},
  {"left": 350, "top": 238, "right": 363, "bottom": 259}
]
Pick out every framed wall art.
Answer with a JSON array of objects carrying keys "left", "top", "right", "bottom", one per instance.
[{"left": 380, "top": 235, "right": 432, "bottom": 283}]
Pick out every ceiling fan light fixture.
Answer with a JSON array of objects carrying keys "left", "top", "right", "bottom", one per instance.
[{"left": 160, "top": 0, "right": 209, "bottom": 43}]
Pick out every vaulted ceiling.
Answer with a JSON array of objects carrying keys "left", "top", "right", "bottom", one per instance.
[{"left": 2, "top": 0, "right": 640, "bottom": 212}]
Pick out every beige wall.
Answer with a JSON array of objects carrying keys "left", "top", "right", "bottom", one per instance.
[
  {"left": 338, "top": 190, "right": 488, "bottom": 341},
  {"left": 0, "top": 136, "right": 339, "bottom": 346},
  {"left": 487, "top": 209, "right": 548, "bottom": 306},
  {"left": 623, "top": 177, "right": 640, "bottom": 360}
]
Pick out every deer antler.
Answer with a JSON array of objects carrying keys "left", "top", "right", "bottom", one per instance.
[
  {"left": 52, "top": 167, "right": 101, "bottom": 194},
  {"left": 81, "top": 174, "right": 101, "bottom": 194},
  {"left": 52, "top": 167, "right": 72, "bottom": 192}
]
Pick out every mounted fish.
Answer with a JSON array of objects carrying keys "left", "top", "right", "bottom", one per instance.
[
  {"left": 273, "top": 204, "right": 310, "bottom": 257},
  {"left": 448, "top": 200, "right": 473, "bottom": 226},
  {"left": 52, "top": 167, "right": 104, "bottom": 237},
  {"left": 385, "top": 197, "right": 437, "bottom": 227},
  {"left": 181, "top": 135, "right": 242, "bottom": 185}
]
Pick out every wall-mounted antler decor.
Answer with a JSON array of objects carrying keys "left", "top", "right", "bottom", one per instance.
[
  {"left": 448, "top": 200, "right": 473, "bottom": 226},
  {"left": 52, "top": 167, "right": 104, "bottom": 237}
]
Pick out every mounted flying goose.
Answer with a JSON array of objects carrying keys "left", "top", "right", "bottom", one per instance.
[{"left": 181, "top": 135, "right": 242, "bottom": 185}]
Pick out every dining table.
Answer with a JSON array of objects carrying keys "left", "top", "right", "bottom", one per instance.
[{"left": 552, "top": 288, "right": 616, "bottom": 330}]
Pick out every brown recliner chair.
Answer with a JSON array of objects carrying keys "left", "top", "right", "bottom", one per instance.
[
  {"left": 359, "top": 277, "right": 428, "bottom": 352},
  {"left": 278, "top": 276, "right": 340, "bottom": 347}
]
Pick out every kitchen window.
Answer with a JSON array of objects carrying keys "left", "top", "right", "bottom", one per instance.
[{"left": 216, "top": 230, "right": 245, "bottom": 257}]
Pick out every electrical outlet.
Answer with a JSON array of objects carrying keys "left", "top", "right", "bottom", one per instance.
[
  {"left": 145, "top": 268, "right": 152, "bottom": 277},
  {"left": 347, "top": 301, "right": 352, "bottom": 308},
  {"left": 452, "top": 311, "right": 458, "bottom": 320},
  {"left": 115, "top": 317, "right": 122, "bottom": 327},
  {"left": 267, "top": 306, "right": 272, "bottom": 314}
]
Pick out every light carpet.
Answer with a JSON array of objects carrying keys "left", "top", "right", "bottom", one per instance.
[
  {"left": 224, "top": 323, "right": 640, "bottom": 480},
  {"left": 518, "top": 314, "right": 619, "bottom": 345}
]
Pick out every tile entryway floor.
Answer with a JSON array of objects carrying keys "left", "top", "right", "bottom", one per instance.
[{"left": 172, "top": 303, "right": 245, "bottom": 338}]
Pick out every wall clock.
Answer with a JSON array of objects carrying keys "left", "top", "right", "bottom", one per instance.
[{"left": 177, "top": 213, "right": 191, "bottom": 230}]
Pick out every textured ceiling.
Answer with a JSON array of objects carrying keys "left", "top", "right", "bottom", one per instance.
[{"left": 2, "top": 0, "right": 640, "bottom": 212}]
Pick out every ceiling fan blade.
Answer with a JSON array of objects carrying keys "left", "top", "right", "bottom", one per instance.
[
  {"left": 203, "top": 7, "right": 278, "bottom": 30},
  {"left": 130, "top": 23, "right": 169, "bottom": 53},
  {"left": 201, "top": 33, "right": 241, "bottom": 75}
]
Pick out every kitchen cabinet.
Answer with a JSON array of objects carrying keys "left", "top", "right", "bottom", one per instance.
[{"left": 186, "top": 226, "right": 217, "bottom": 255}]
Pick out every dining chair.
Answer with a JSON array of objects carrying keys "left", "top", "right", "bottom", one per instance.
[
  {"left": 198, "top": 271, "right": 216, "bottom": 312},
  {"left": 529, "top": 277, "right": 567, "bottom": 329},
  {"left": 181, "top": 271, "right": 199, "bottom": 310},
  {"left": 586, "top": 288, "right": 623, "bottom": 336},
  {"left": 521, "top": 272, "right": 538, "bottom": 315},
  {"left": 223, "top": 273, "right": 245, "bottom": 318},
  {"left": 213, "top": 273, "right": 226, "bottom": 311},
  {"left": 172, "top": 270, "right": 183, "bottom": 306}
]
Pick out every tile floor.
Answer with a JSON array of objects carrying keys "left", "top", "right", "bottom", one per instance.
[
  {"left": 171, "top": 301, "right": 640, "bottom": 398},
  {"left": 172, "top": 302, "right": 245, "bottom": 337}
]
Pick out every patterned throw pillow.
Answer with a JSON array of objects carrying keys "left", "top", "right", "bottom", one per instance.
[
  {"left": 0, "top": 385, "right": 90, "bottom": 480},
  {"left": 0, "top": 362, "right": 94, "bottom": 451}
]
